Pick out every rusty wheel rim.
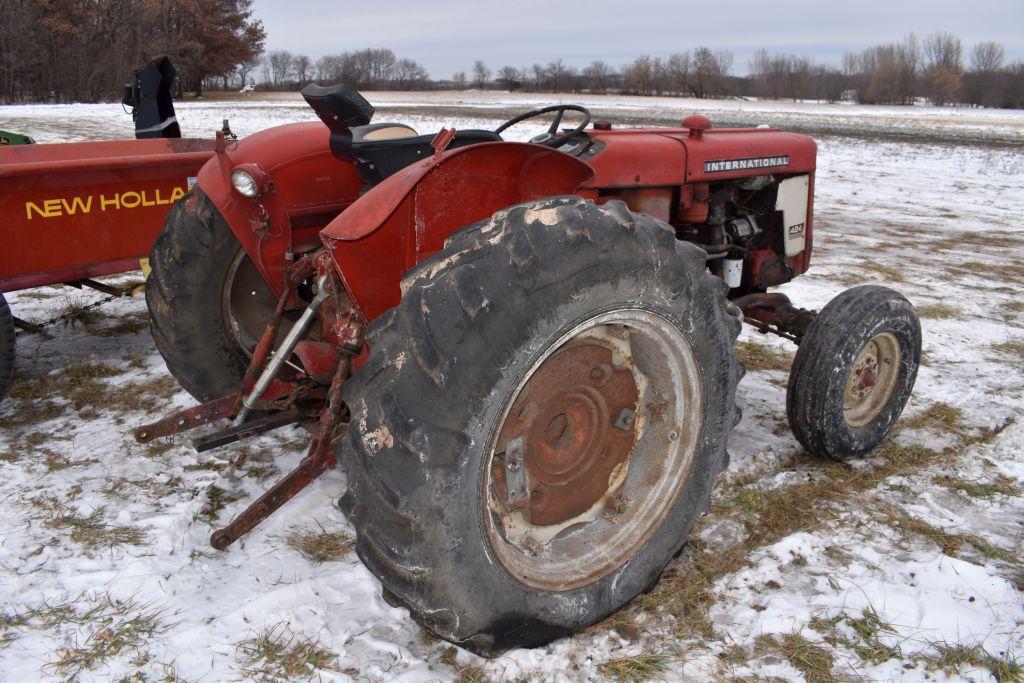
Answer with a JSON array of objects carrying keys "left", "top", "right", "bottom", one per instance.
[
  {"left": 483, "top": 309, "right": 703, "bottom": 591},
  {"left": 222, "top": 248, "right": 283, "bottom": 356},
  {"left": 843, "top": 332, "right": 900, "bottom": 428}
]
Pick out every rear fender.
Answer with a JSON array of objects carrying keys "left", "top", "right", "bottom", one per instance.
[{"left": 320, "top": 142, "right": 594, "bottom": 322}]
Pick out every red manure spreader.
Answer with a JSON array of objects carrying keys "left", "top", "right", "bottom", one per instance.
[
  {"left": 128, "top": 84, "right": 919, "bottom": 655},
  {"left": 0, "top": 57, "right": 216, "bottom": 402}
]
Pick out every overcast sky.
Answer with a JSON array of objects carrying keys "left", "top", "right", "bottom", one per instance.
[{"left": 251, "top": 0, "right": 1024, "bottom": 77}]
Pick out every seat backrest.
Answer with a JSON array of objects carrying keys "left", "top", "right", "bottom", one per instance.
[{"left": 301, "top": 83, "right": 374, "bottom": 132}]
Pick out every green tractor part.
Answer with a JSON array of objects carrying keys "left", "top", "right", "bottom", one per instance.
[{"left": 0, "top": 131, "right": 36, "bottom": 145}]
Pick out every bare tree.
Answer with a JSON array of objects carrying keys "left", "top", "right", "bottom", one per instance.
[
  {"left": 452, "top": 70, "right": 467, "bottom": 89},
  {"left": 473, "top": 60, "right": 490, "bottom": 89},
  {"left": 666, "top": 52, "right": 691, "bottom": 95},
  {"left": 266, "top": 50, "right": 294, "bottom": 89},
  {"left": 237, "top": 55, "right": 262, "bottom": 89},
  {"left": 392, "top": 58, "right": 428, "bottom": 90},
  {"left": 966, "top": 41, "right": 1006, "bottom": 106},
  {"left": 292, "top": 54, "right": 312, "bottom": 87},
  {"left": 690, "top": 47, "right": 732, "bottom": 98},
  {"left": 583, "top": 60, "right": 612, "bottom": 93},
  {"left": 921, "top": 31, "right": 963, "bottom": 106},
  {"left": 497, "top": 65, "right": 522, "bottom": 90}
]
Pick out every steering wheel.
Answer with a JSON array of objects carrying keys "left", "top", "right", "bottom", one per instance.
[{"left": 494, "top": 105, "right": 592, "bottom": 148}]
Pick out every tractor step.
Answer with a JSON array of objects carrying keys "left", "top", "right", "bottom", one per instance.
[{"left": 193, "top": 408, "right": 303, "bottom": 452}]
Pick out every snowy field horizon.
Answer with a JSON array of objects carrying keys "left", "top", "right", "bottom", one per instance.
[{"left": 0, "top": 94, "right": 1022, "bottom": 681}]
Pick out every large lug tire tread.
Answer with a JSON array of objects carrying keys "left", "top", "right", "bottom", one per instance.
[
  {"left": 338, "top": 196, "right": 744, "bottom": 656},
  {"left": 787, "top": 285, "right": 921, "bottom": 460},
  {"left": 0, "top": 290, "right": 15, "bottom": 405},
  {"left": 146, "top": 188, "right": 248, "bottom": 401}
]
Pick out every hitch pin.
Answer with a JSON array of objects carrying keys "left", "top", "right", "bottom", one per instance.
[{"left": 233, "top": 276, "right": 330, "bottom": 426}]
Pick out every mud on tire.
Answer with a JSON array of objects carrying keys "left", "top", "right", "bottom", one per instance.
[
  {"left": 0, "top": 290, "right": 14, "bottom": 405},
  {"left": 147, "top": 189, "right": 252, "bottom": 401},
  {"left": 338, "top": 196, "right": 744, "bottom": 656},
  {"left": 787, "top": 285, "right": 921, "bottom": 460}
]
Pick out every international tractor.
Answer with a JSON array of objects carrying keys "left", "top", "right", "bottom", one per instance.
[{"left": 135, "top": 85, "right": 921, "bottom": 655}]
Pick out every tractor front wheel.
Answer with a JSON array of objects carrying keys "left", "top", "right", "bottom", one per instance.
[
  {"left": 339, "top": 196, "right": 743, "bottom": 655},
  {"left": 0, "top": 290, "right": 15, "bottom": 405},
  {"left": 787, "top": 285, "right": 921, "bottom": 460},
  {"left": 146, "top": 189, "right": 280, "bottom": 401}
]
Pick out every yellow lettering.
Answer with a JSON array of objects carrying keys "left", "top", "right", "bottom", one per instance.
[
  {"left": 43, "top": 198, "right": 62, "bottom": 216},
  {"left": 121, "top": 191, "right": 141, "bottom": 209},
  {"left": 100, "top": 194, "right": 120, "bottom": 211},
  {"left": 26, "top": 201, "right": 56, "bottom": 219},
  {"left": 140, "top": 190, "right": 156, "bottom": 207},
  {"left": 170, "top": 186, "right": 185, "bottom": 202},
  {"left": 61, "top": 195, "right": 93, "bottom": 215}
]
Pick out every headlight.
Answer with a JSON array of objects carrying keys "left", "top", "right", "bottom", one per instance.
[{"left": 231, "top": 169, "right": 259, "bottom": 197}]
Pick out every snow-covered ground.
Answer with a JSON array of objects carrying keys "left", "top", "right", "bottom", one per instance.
[{"left": 1, "top": 95, "right": 1023, "bottom": 681}]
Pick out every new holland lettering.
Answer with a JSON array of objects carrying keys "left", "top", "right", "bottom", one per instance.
[
  {"left": 704, "top": 155, "right": 790, "bottom": 173},
  {"left": 25, "top": 186, "right": 186, "bottom": 220}
]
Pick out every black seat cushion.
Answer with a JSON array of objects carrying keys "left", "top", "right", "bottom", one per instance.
[
  {"left": 352, "top": 129, "right": 502, "bottom": 184},
  {"left": 301, "top": 83, "right": 375, "bottom": 130}
]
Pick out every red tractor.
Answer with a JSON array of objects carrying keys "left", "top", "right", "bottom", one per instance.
[{"left": 137, "top": 85, "right": 921, "bottom": 655}]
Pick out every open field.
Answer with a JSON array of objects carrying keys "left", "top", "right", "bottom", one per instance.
[{"left": 1, "top": 93, "right": 1023, "bottom": 681}]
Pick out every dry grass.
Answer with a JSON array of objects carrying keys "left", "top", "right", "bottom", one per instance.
[
  {"left": 439, "top": 647, "right": 491, "bottom": 683},
  {"left": 857, "top": 260, "right": 906, "bottom": 283},
  {"left": 915, "top": 303, "right": 959, "bottom": 320},
  {"left": 48, "top": 598, "right": 166, "bottom": 677},
  {"left": 44, "top": 505, "right": 146, "bottom": 550},
  {"left": 811, "top": 607, "right": 902, "bottom": 664},
  {"left": 993, "top": 341, "right": 1024, "bottom": 368},
  {"left": 755, "top": 633, "right": 834, "bottom": 682},
  {"left": 935, "top": 474, "right": 1017, "bottom": 500},
  {"left": 923, "top": 642, "right": 1023, "bottom": 682},
  {"left": 903, "top": 401, "right": 965, "bottom": 433},
  {"left": 5, "top": 595, "right": 169, "bottom": 677},
  {"left": 597, "top": 651, "right": 674, "bottom": 682},
  {"left": 735, "top": 340, "right": 793, "bottom": 372},
  {"left": 285, "top": 524, "right": 354, "bottom": 563},
  {"left": 890, "top": 510, "right": 1014, "bottom": 562},
  {"left": 236, "top": 623, "right": 337, "bottom": 681}
]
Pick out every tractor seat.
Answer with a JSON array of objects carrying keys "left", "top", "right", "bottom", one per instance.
[
  {"left": 351, "top": 123, "right": 418, "bottom": 142},
  {"left": 351, "top": 128, "right": 503, "bottom": 184}
]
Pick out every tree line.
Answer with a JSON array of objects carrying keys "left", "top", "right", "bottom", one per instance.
[
  {"left": 0, "top": 0, "right": 265, "bottom": 103},
  {"left": 255, "top": 33, "right": 1022, "bottom": 109},
  {"left": 2, "top": 8, "right": 1021, "bottom": 110}
]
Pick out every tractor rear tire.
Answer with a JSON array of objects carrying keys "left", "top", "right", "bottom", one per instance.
[
  {"left": 0, "top": 290, "right": 15, "bottom": 406},
  {"left": 787, "top": 285, "right": 921, "bottom": 460},
  {"left": 147, "top": 189, "right": 274, "bottom": 401},
  {"left": 338, "top": 196, "right": 743, "bottom": 656}
]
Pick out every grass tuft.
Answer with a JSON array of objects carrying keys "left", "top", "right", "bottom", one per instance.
[
  {"left": 935, "top": 474, "right": 1017, "bottom": 500},
  {"left": 285, "top": 524, "right": 354, "bottom": 563},
  {"left": 33, "top": 595, "right": 168, "bottom": 677},
  {"left": 735, "top": 340, "right": 793, "bottom": 372},
  {"left": 923, "top": 641, "right": 1023, "bottom": 682},
  {"left": 915, "top": 303, "right": 959, "bottom": 320},
  {"left": 755, "top": 633, "right": 834, "bottom": 682},
  {"left": 903, "top": 402, "right": 965, "bottom": 433},
  {"left": 598, "top": 651, "right": 674, "bottom": 682},
  {"left": 44, "top": 503, "right": 146, "bottom": 549},
  {"left": 236, "top": 623, "right": 337, "bottom": 680}
]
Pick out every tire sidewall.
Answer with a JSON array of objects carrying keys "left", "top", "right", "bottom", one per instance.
[{"left": 0, "top": 290, "right": 14, "bottom": 404}]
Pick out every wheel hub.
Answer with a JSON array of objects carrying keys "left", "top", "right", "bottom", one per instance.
[
  {"left": 843, "top": 332, "right": 901, "bottom": 427},
  {"left": 492, "top": 343, "right": 639, "bottom": 526}
]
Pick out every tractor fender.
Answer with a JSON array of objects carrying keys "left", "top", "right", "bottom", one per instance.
[
  {"left": 195, "top": 122, "right": 364, "bottom": 295},
  {"left": 320, "top": 141, "right": 595, "bottom": 322}
]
